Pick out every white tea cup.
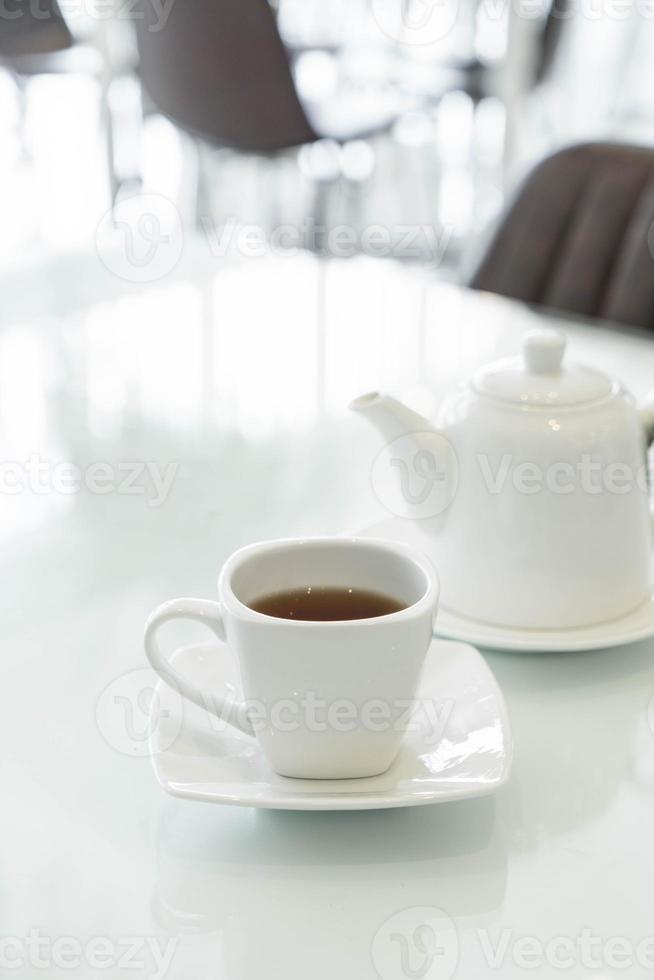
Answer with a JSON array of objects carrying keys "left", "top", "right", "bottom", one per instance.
[{"left": 144, "top": 537, "right": 438, "bottom": 779}]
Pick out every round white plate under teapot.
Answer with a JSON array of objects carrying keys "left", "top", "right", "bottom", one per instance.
[
  {"left": 357, "top": 518, "right": 654, "bottom": 653},
  {"left": 149, "top": 638, "right": 512, "bottom": 811}
]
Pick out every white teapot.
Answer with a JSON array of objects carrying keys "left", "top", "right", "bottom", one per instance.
[{"left": 351, "top": 331, "right": 654, "bottom": 630}]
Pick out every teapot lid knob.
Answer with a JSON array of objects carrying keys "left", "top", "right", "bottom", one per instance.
[{"left": 524, "top": 330, "right": 566, "bottom": 374}]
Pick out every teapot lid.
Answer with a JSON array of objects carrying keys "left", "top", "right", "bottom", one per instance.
[{"left": 472, "top": 331, "right": 615, "bottom": 407}]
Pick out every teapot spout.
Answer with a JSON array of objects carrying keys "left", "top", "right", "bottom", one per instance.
[
  {"left": 349, "top": 392, "right": 435, "bottom": 444},
  {"left": 350, "top": 392, "right": 456, "bottom": 524}
]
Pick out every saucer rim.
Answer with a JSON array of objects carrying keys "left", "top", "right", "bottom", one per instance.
[
  {"left": 149, "top": 638, "right": 512, "bottom": 811},
  {"left": 435, "top": 598, "right": 654, "bottom": 652}
]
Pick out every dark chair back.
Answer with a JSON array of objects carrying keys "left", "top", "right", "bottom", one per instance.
[
  {"left": 134, "top": 0, "right": 316, "bottom": 153},
  {"left": 471, "top": 143, "right": 654, "bottom": 331},
  {"left": 533, "top": 0, "right": 569, "bottom": 85},
  {"left": 0, "top": 0, "right": 71, "bottom": 57}
]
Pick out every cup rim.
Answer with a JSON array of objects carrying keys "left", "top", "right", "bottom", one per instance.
[{"left": 218, "top": 536, "right": 439, "bottom": 628}]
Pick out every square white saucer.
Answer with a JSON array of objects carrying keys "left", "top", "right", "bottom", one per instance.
[{"left": 149, "top": 639, "right": 512, "bottom": 811}]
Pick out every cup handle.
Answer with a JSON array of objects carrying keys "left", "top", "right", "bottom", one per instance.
[{"left": 144, "top": 598, "right": 255, "bottom": 737}]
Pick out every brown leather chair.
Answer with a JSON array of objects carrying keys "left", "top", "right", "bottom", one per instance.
[
  {"left": 0, "top": 0, "right": 71, "bottom": 57},
  {"left": 533, "top": 0, "right": 569, "bottom": 85},
  {"left": 134, "top": 0, "right": 314, "bottom": 152},
  {"left": 470, "top": 143, "right": 654, "bottom": 331},
  {"left": 133, "top": 0, "right": 398, "bottom": 153}
]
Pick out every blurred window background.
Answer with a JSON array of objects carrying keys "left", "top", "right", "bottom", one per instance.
[{"left": 0, "top": 0, "right": 652, "bottom": 297}]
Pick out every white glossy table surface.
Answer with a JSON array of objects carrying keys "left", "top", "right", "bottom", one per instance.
[{"left": 3, "top": 253, "right": 654, "bottom": 979}]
